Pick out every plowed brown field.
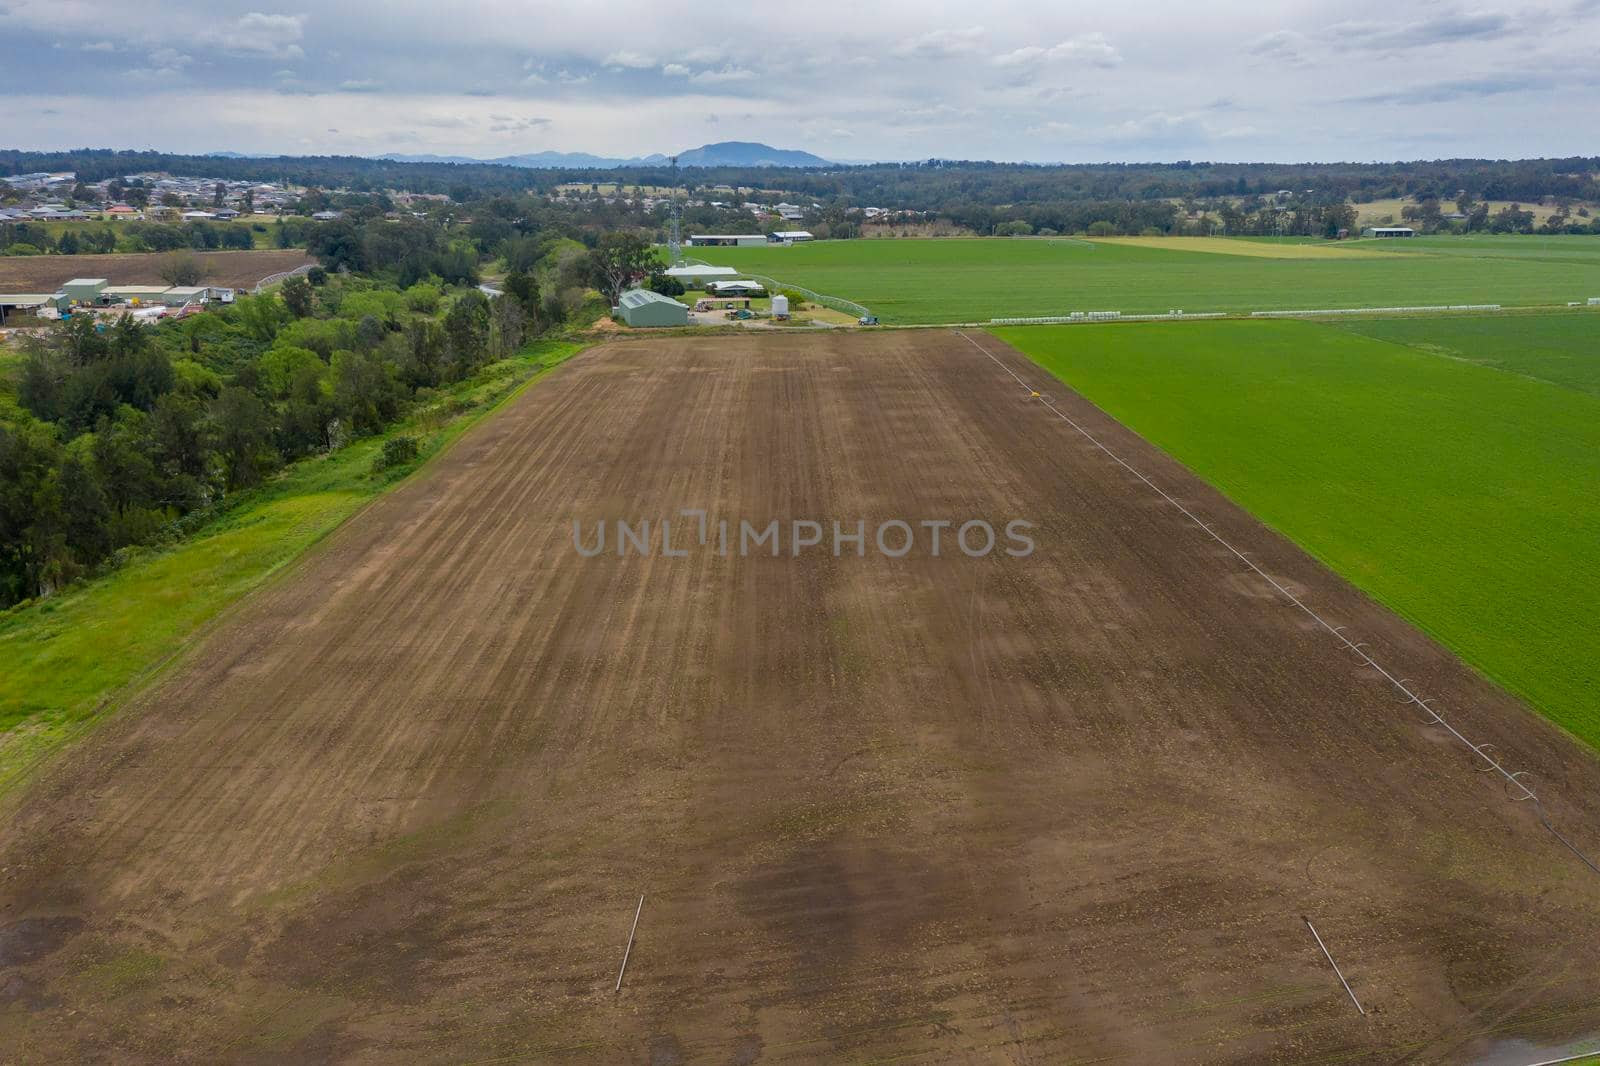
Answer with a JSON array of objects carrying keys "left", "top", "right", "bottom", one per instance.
[
  {"left": 0, "top": 249, "right": 313, "bottom": 291},
  {"left": 3, "top": 330, "right": 1599, "bottom": 1064}
]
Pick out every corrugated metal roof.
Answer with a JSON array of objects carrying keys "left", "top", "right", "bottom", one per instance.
[
  {"left": 665, "top": 265, "right": 737, "bottom": 277},
  {"left": 619, "top": 288, "right": 683, "bottom": 309}
]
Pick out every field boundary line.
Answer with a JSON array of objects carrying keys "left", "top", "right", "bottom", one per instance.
[{"left": 952, "top": 328, "right": 1599, "bottom": 880}]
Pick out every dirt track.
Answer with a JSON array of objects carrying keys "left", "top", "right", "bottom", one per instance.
[
  {"left": 3, "top": 330, "right": 1599, "bottom": 1063},
  {"left": 0, "top": 249, "right": 313, "bottom": 291}
]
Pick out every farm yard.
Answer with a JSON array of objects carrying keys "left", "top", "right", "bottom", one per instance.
[
  {"left": 0, "top": 249, "right": 315, "bottom": 292},
  {"left": 3, "top": 331, "right": 1600, "bottom": 1063},
  {"left": 694, "top": 234, "right": 1600, "bottom": 323}
]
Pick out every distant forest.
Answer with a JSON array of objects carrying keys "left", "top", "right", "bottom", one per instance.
[{"left": 4, "top": 149, "right": 1597, "bottom": 210}]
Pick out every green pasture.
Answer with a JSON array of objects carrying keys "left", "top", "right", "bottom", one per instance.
[
  {"left": 694, "top": 236, "right": 1600, "bottom": 323},
  {"left": 1334, "top": 311, "right": 1600, "bottom": 398},
  {"left": 995, "top": 316, "right": 1600, "bottom": 749}
]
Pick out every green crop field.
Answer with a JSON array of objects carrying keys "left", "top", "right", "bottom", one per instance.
[
  {"left": 694, "top": 236, "right": 1600, "bottom": 324},
  {"left": 1332, "top": 311, "right": 1600, "bottom": 398},
  {"left": 994, "top": 316, "right": 1600, "bottom": 749}
]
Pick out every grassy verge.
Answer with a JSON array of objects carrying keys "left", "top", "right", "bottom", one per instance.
[
  {"left": 0, "top": 338, "right": 586, "bottom": 793},
  {"left": 995, "top": 317, "right": 1600, "bottom": 750}
]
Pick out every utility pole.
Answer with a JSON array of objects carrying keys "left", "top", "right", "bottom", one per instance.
[{"left": 668, "top": 155, "right": 682, "bottom": 266}]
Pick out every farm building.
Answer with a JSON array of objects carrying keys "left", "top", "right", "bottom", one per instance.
[
  {"left": 687, "top": 234, "right": 767, "bottom": 247},
  {"left": 102, "top": 285, "right": 172, "bottom": 306},
  {"left": 769, "top": 230, "right": 814, "bottom": 243},
  {"left": 0, "top": 293, "right": 53, "bottom": 325},
  {"left": 161, "top": 286, "right": 210, "bottom": 306},
  {"left": 59, "top": 278, "right": 109, "bottom": 305},
  {"left": 708, "top": 280, "right": 766, "bottom": 296},
  {"left": 1362, "top": 226, "right": 1416, "bottom": 238},
  {"left": 664, "top": 264, "right": 739, "bottom": 285},
  {"left": 613, "top": 288, "right": 689, "bottom": 327}
]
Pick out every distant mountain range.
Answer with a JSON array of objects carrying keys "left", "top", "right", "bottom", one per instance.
[{"left": 379, "top": 141, "right": 832, "bottom": 170}]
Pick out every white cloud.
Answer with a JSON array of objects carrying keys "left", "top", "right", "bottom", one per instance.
[
  {"left": 995, "top": 33, "right": 1122, "bottom": 69},
  {"left": 690, "top": 66, "right": 756, "bottom": 84},
  {"left": 225, "top": 12, "right": 308, "bottom": 60},
  {"left": 339, "top": 79, "right": 381, "bottom": 92},
  {"left": 892, "top": 26, "right": 985, "bottom": 59},
  {"left": 603, "top": 50, "right": 656, "bottom": 68},
  {"left": 661, "top": 63, "right": 691, "bottom": 78}
]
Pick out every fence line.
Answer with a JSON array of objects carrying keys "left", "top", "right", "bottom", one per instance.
[
  {"left": 992, "top": 312, "right": 1227, "bottom": 325},
  {"left": 740, "top": 274, "right": 870, "bottom": 319},
  {"left": 252, "top": 263, "right": 314, "bottom": 294},
  {"left": 1251, "top": 304, "right": 1500, "bottom": 317}
]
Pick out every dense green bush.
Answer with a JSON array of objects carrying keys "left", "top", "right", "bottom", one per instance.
[{"left": 373, "top": 434, "right": 420, "bottom": 472}]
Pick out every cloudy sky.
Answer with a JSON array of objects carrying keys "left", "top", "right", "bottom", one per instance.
[{"left": 2, "top": 0, "right": 1597, "bottom": 163}]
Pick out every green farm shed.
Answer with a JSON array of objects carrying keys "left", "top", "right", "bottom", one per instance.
[{"left": 613, "top": 288, "right": 688, "bottom": 328}]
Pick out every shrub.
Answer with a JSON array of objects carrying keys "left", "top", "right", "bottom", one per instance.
[{"left": 372, "top": 434, "right": 420, "bottom": 472}]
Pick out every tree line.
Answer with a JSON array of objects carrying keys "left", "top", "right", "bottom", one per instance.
[
  {"left": 5, "top": 149, "right": 1596, "bottom": 212},
  {"left": 1, "top": 219, "right": 273, "bottom": 257},
  {"left": 0, "top": 248, "right": 567, "bottom": 606}
]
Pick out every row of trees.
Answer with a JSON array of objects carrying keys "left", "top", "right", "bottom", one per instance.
[
  {"left": 0, "top": 260, "right": 548, "bottom": 606},
  {"left": 1, "top": 220, "right": 260, "bottom": 258},
  {"left": 7, "top": 149, "right": 1597, "bottom": 215}
]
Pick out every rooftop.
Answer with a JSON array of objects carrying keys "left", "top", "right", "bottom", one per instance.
[{"left": 618, "top": 288, "right": 684, "bottom": 309}]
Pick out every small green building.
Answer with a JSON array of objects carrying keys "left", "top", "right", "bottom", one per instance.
[
  {"left": 60, "top": 278, "right": 108, "bottom": 305},
  {"left": 613, "top": 288, "right": 688, "bottom": 328}
]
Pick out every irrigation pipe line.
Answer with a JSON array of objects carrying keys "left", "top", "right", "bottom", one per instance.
[
  {"left": 615, "top": 895, "right": 644, "bottom": 993},
  {"left": 952, "top": 329, "right": 1600, "bottom": 880},
  {"left": 1303, "top": 917, "right": 1365, "bottom": 1015}
]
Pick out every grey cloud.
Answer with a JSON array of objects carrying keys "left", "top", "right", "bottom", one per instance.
[
  {"left": 487, "top": 116, "right": 551, "bottom": 132},
  {"left": 1248, "top": 29, "right": 1310, "bottom": 63},
  {"left": 1343, "top": 74, "right": 1547, "bottom": 104},
  {"left": 1325, "top": 11, "right": 1513, "bottom": 49}
]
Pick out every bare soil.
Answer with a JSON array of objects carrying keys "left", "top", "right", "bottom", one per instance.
[
  {"left": 2, "top": 330, "right": 1599, "bottom": 1063},
  {"left": 0, "top": 249, "right": 314, "bottom": 292}
]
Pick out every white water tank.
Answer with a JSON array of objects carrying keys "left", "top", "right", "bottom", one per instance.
[{"left": 771, "top": 294, "right": 789, "bottom": 318}]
